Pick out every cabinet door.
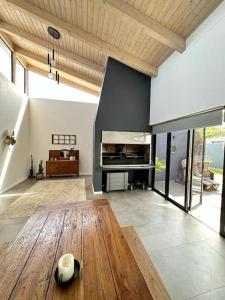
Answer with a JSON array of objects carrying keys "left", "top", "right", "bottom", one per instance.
[
  {"left": 46, "top": 162, "right": 58, "bottom": 175},
  {"left": 59, "top": 161, "right": 78, "bottom": 174}
]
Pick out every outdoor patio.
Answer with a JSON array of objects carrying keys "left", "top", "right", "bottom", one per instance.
[
  {"left": 191, "top": 173, "right": 223, "bottom": 232},
  {"left": 155, "top": 174, "right": 223, "bottom": 232}
]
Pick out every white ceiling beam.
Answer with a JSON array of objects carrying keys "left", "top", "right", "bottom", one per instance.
[
  {"left": 15, "top": 47, "right": 101, "bottom": 90},
  {"left": 100, "top": 0, "right": 186, "bottom": 53},
  {"left": 2, "top": 0, "right": 157, "bottom": 76}
]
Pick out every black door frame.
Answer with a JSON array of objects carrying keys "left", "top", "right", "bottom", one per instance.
[
  {"left": 152, "top": 133, "right": 167, "bottom": 198},
  {"left": 152, "top": 130, "right": 190, "bottom": 212},
  {"left": 188, "top": 128, "right": 205, "bottom": 211},
  {"left": 220, "top": 145, "right": 225, "bottom": 237},
  {"left": 153, "top": 129, "right": 225, "bottom": 237}
]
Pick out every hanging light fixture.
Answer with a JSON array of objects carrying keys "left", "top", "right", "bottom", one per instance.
[{"left": 47, "top": 26, "right": 60, "bottom": 84}]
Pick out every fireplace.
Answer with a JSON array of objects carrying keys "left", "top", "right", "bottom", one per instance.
[{"left": 101, "top": 131, "right": 152, "bottom": 168}]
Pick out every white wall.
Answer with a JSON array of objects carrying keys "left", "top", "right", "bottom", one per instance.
[
  {"left": 29, "top": 98, "right": 97, "bottom": 175},
  {"left": 0, "top": 73, "right": 30, "bottom": 193},
  {"left": 150, "top": 2, "right": 225, "bottom": 125}
]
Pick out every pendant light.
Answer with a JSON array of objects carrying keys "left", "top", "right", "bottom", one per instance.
[{"left": 47, "top": 26, "right": 60, "bottom": 84}]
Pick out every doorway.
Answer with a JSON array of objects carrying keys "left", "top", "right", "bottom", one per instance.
[
  {"left": 168, "top": 130, "right": 189, "bottom": 209},
  {"left": 154, "top": 133, "right": 167, "bottom": 195},
  {"left": 190, "top": 125, "right": 225, "bottom": 232},
  {"left": 153, "top": 130, "right": 190, "bottom": 211},
  {"left": 153, "top": 125, "right": 225, "bottom": 235}
]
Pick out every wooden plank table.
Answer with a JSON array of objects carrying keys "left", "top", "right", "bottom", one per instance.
[{"left": 0, "top": 199, "right": 154, "bottom": 300}]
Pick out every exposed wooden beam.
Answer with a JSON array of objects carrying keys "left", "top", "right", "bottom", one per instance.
[
  {"left": 27, "top": 65, "right": 100, "bottom": 97},
  {"left": 101, "top": 0, "right": 186, "bottom": 53},
  {"left": 0, "top": 22, "right": 103, "bottom": 75},
  {"left": 15, "top": 55, "right": 27, "bottom": 69},
  {"left": 15, "top": 47, "right": 101, "bottom": 91},
  {"left": 2, "top": 0, "right": 157, "bottom": 76},
  {"left": 0, "top": 31, "right": 14, "bottom": 51}
]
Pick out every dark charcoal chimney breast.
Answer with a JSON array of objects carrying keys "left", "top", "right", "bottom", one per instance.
[{"left": 93, "top": 57, "right": 151, "bottom": 192}]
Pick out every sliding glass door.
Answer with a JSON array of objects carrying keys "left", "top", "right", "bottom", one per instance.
[
  {"left": 153, "top": 130, "right": 189, "bottom": 210},
  {"left": 154, "top": 133, "right": 167, "bottom": 194},
  {"left": 153, "top": 125, "right": 225, "bottom": 234},
  {"left": 168, "top": 130, "right": 189, "bottom": 208},
  {"left": 190, "top": 126, "right": 225, "bottom": 233},
  {"left": 189, "top": 128, "right": 205, "bottom": 209}
]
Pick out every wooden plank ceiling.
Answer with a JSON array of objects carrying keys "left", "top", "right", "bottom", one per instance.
[{"left": 0, "top": 0, "right": 222, "bottom": 95}]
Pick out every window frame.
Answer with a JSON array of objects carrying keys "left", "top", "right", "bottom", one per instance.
[
  {"left": 15, "top": 58, "right": 26, "bottom": 94},
  {"left": 152, "top": 131, "right": 191, "bottom": 212},
  {"left": 0, "top": 37, "right": 13, "bottom": 82}
]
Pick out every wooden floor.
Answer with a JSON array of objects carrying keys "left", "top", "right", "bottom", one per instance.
[{"left": 0, "top": 199, "right": 171, "bottom": 300}]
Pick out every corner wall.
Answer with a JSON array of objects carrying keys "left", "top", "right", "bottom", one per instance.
[
  {"left": 0, "top": 73, "right": 98, "bottom": 192},
  {"left": 93, "top": 57, "right": 151, "bottom": 192},
  {"left": 150, "top": 1, "right": 225, "bottom": 125},
  {"left": 29, "top": 98, "right": 97, "bottom": 175},
  {"left": 0, "top": 73, "right": 30, "bottom": 193}
]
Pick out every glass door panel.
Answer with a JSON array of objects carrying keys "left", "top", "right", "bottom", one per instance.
[
  {"left": 169, "top": 130, "right": 189, "bottom": 207},
  {"left": 154, "top": 133, "right": 167, "bottom": 194},
  {"left": 190, "top": 128, "right": 204, "bottom": 209},
  {"left": 191, "top": 125, "right": 225, "bottom": 232}
]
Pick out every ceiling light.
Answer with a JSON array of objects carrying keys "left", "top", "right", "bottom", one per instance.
[
  {"left": 47, "top": 26, "right": 60, "bottom": 84},
  {"left": 48, "top": 72, "right": 53, "bottom": 79}
]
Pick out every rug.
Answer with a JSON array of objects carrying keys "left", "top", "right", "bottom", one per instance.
[{"left": 0, "top": 178, "right": 86, "bottom": 219}]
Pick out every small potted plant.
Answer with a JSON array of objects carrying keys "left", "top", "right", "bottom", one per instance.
[
  {"left": 36, "top": 160, "right": 44, "bottom": 180},
  {"left": 69, "top": 148, "right": 76, "bottom": 161}
]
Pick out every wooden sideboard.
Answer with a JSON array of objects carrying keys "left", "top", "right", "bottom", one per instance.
[{"left": 46, "top": 149, "right": 79, "bottom": 177}]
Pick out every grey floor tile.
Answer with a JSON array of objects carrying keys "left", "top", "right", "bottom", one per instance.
[
  {"left": 0, "top": 217, "right": 28, "bottom": 245},
  {"left": 141, "top": 230, "right": 184, "bottom": 252},
  {"left": 0, "top": 197, "right": 16, "bottom": 214},
  {"left": 190, "top": 286, "right": 225, "bottom": 299},
  {"left": 205, "top": 236, "right": 225, "bottom": 259},
  {"left": 172, "top": 223, "right": 217, "bottom": 244},
  {"left": 134, "top": 222, "right": 167, "bottom": 238},
  {"left": 149, "top": 241, "right": 225, "bottom": 299}
]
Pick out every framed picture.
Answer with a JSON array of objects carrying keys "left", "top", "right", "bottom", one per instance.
[{"left": 52, "top": 134, "right": 76, "bottom": 145}]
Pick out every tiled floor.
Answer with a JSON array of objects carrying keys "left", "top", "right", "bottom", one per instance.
[
  {"left": 191, "top": 174, "right": 223, "bottom": 232},
  {"left": 1, "top": 177, "right": 225, "bottom": 299},
  {"left": 105, "top": 189, "right": 225, "bottom": 300},
  {"left": 0, "top": 179, "right": 36, "bottom": 245},
  {"left": 155, "top": 178, "right": 223, "bottom": 233}
]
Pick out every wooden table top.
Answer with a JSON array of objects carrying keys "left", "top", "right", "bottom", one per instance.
[{"left": 0, "top": 199, "right": 153, "bottom": 300}]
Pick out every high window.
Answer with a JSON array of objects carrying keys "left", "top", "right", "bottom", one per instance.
[
  {"left": 16, "top": 59, "right": 25, "bottom": 94},
  {"left": 28, "top": 71, "right": 99, "bottom": 104},
  {"left": 0, "top": 38, "right": 12, "bottom": 81}
]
